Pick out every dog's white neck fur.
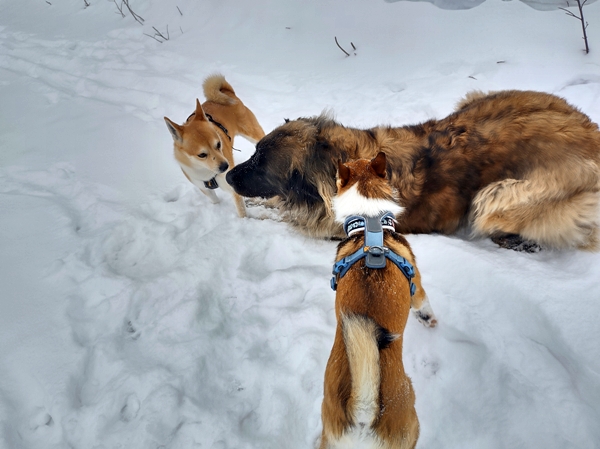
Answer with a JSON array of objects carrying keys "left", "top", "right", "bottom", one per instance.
[
  {"left": 333, "top": 184, "right": 404, "bottom": 223},
  {"left": 181, "top": 163, "right": 217, "bottom": 183}
]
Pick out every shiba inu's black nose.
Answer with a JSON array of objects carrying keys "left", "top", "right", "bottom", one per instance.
[{"left": 219, "top": 162, "right": 229, "bottom": 173}]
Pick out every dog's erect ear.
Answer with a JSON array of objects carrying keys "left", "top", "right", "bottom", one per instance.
[
  {"left": 337, "top": 159, "right": 350, "bottom": 188},
  {"left": 194, "top": 99, "right": 209, "bottom": 121},
  {"left": 370, "top": 152, "right": 387, "bottom": 178},
  {"left": 164, "top": 117, "right": 183, "bottom": 142}
]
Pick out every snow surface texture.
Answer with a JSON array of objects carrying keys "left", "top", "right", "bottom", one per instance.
[{"left": 1, "top": 0, "right": 600, "bottom": 448}]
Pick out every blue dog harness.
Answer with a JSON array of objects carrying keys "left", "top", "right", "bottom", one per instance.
[{"left": 330, "top": 212, "right": 417, "bottom": 296}]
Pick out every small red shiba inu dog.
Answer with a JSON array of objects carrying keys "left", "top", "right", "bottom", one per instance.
[
  {"left": 320, "top": 152, "right": 437, "bottom": 449},
  {"left": 164, "top": 74, "right": 264, "bottom": 217}
]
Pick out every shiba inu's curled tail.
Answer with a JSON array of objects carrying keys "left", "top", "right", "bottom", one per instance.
[
  {"left": 203, "top": 74, "right": 238, "bottom": 105},
  {"left": 342, "top": 314, "right": 397, "bottom": 429}
]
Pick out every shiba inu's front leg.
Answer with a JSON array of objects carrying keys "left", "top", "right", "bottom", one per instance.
[
  {"left": 233, "top": 193, "right": 247, "bottom": 218},
  {"left": 199, "top": 186, "right": 220, "bottom": 204},
  {"left": 180, "top": 168, "right": 220, "bottom": 204},
  {"left": 409, "top": 264, "right": 437, "bottom": 328},
  {"left": 217, "top": 173, "right": 246, "bottom": 217}
]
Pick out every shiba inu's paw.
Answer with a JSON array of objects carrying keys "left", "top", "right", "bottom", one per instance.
[{"left": 412, "top": 297, "right": 437, "bottom": 328}]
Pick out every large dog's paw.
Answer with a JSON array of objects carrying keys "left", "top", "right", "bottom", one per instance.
[
  {"left": 412, "top": 297, "right": 437, "bottom": 328},
  {"left": 491, "top": 234, "right": 542, "bottom": 253}
]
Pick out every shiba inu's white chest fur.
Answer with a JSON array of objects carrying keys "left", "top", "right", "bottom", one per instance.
[
  {"left": 180, "top": 162, "right": 218, "bottom": 185},
  {"left": 333, "top": 183, "right": 404, "bottom": 223}
]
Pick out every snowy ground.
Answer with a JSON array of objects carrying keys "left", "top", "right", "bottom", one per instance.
[{"left": 1, "top": 0, "right": 600, "bottom": 448}]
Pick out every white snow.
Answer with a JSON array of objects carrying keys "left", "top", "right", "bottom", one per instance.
[{"left": 1, "top": 0, "right": 600, "bottom": 448}]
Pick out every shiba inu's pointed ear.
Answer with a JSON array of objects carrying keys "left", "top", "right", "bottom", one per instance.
[
  {"left": 164, "top": 117, "right": 183, "bottom": 142},
  {"left": 337, "top": 159, "right": 350, "bottom": 188},
  {"left": 194, "top": 99, "right": 209, "bottom": 121},
  {"left": 370, "top": 152, "right": 387, "bottom": 178}
]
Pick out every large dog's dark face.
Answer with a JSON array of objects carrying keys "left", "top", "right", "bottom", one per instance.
[{"left": 226, "top": 117, "right": 340, "bottom": 207}]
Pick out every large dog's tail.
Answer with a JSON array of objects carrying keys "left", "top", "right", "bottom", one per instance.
[
  {"left": 203, "top": 74, "right": 238, "bottom": 105},
  {"left": 342, "top": 314, "right": 397, "bottom": 428}
]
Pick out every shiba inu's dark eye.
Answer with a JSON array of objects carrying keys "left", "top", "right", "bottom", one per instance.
[
  {"left": 198, "top": 153, "right": 207, "bottom": 159},
  {"left": 216, "top": 141, "right": 221, "bottom": 150}
]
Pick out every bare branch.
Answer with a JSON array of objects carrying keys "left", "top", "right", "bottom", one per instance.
[
  {"left": 559, "top": 7, "right": 580, "bottom": 19},
  {"left": 335, "top": 36, "right": 350, "bottom": 57},
  {"left": 113, "top": 0, "right": 125, "bottom": 17},
  {"left": 561, "top": 0, "right": 590, "bottom": 54},
  {"left": 122, "top": 0, "right": 144, "bottom": 24},
  {"left": 576, "top": 0, "right": 590, "bottom": 54},
  {"left": 144, "top": 33, "right": 163, "bottom": 43},
  {"left": 152, "top": 26, "right": 169, "bottom": 41}
]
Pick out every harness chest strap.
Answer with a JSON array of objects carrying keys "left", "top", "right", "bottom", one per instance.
[{"left": 330, "top": 212, "right": 416, "bottom": 295}]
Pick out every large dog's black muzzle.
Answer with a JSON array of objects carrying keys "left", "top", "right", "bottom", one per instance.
[{"left": 226, "top": 162, "right": 280, "bottom": 199}]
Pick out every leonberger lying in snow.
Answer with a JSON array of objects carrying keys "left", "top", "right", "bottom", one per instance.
[{"left": 226, "top": 90, "right": 600, "bottom": 251}]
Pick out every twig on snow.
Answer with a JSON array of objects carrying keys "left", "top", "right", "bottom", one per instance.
[
  {"left": 335, "top": 36, "right": 350, "bottom": 56},
  {"left": 153, "top": 25, "right": 169, "bottom": 40},
  {"left": 145, "top": 25, "right": 170, "bottom": 43},
  {"left": 122, "top": 0, "right": 144, "bottom": 24},
  {"left": 113, "top": 0, "right": 125, "bottom": 17},
  {"left": 559, "top": 0, "right": 590, "bottom": 54},
  {"left": 334, "top": 37, "right": 357, "bottom": 57},
  {"left": 144, "top": 33, "right": 163, "bottom": 43}
]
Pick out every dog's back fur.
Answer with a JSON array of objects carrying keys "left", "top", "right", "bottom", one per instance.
[{"left": 227, "top": 90, "right": 600, "bottom": 250}]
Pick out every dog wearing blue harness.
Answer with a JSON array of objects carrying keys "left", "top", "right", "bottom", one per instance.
[{"left": 320, "top": 152, "right": 436, "bottom": 449}]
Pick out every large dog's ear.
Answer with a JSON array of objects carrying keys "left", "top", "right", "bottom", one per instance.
[
  {"left": 337, "top": 159, "right": 351, "bottom": 188},
  {"left": 193, "top": 99, "right": 209, "bottom": 121},
  {"left": 370, "top": 152, "right": 387, "bottom": 178},
  {"left": 164, "top": 117, "right": 183, "bottom": 142}
]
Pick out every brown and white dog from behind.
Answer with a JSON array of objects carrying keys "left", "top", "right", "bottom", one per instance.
[
  {"left": 320, "top": 152, "right": 436, "bottom": 449},
  {"left": 164, "top": 74, "right": 264, "bottom": 217}
]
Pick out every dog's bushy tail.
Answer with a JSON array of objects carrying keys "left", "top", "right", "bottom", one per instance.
[
  {"left": 203, "top": 74, "right": 238, "bottom": 105},
  {"left": 342, "top": 314, "right": 397, "bottom": 428}
]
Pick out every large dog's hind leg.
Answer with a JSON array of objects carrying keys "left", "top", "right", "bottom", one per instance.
[
  {"left": 490, "top": 234, "right": 542, "bottom": 253},
  {"left": 471, "top": 177, "right": 600, "bottom": 251}
]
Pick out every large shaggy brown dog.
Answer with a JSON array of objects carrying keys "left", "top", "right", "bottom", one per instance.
[{"left": 226, "top": 90, "right": 600, "bottom": 251}]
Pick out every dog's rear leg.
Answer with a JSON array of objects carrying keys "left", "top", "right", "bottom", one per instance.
[
  {"left": 491, "top": 234, "right": 542, "bottom": 253},
  {"left": 238, "top": 106, "right": 265, "bottom": 144},
  {"left": 471, "top": 178, "right": 599, "bottom": 250},
  {"left": 409, "top": 264, "right": 437, "bottom": 328}
]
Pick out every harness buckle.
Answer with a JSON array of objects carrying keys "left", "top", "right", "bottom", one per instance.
[{"left": 364, "top": 245, "right": 387, "bottom": 257}]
